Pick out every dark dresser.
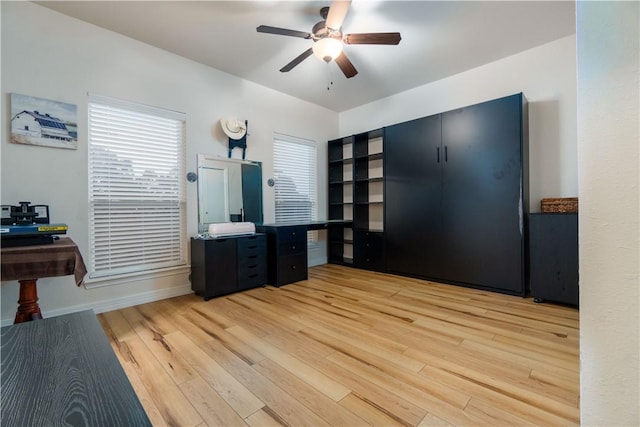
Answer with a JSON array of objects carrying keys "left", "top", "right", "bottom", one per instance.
[
  {"left": 256, "top": 225, "right": 308, "bottom": 286},
  {"left": 191, "top": 233, "right": 267, "bottom": 300},
  {"left": 529, "top": 213, "right": 579, "bottom": 306}
]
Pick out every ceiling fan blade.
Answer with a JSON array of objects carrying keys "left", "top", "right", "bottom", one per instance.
[
  {"left": 257, "top": 25, "right": 312, "bottom": 39},
  {"left": 343, "top": 32, "right": 402, "bottom": 45},
  {"left": 326, "top": 0, "right": 351, "bottom": 31},
  {"left": 280, "top": 48, "right": 314, "bottom": 72},
  {"left": 334, "top": 52, "right": 358, "bottom": 78}
]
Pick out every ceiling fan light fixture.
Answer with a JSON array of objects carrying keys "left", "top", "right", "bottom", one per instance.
[{"left": 312, "top": 37, "right": 343, "bottom": 63}]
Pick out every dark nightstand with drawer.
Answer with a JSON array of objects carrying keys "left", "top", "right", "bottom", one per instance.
[
  {"left": 256, "top": 224, "right": 307, "bottom": 286},
  {"left": 529, "top": 213, "right": 579, "bottom": 306},
  {"left": 354, "top": 230, "right": 385, "bottom": 272},
  {"left": 191, "top": 233, "right": 267, "bottom": 300}
]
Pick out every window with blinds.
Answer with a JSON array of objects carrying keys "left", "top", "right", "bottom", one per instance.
[
  {"left": 88, "top": 94, "right": 186, "bottom": 279},
  {"left": 273, "top": 134, "right": 317, "bottom": 235}
]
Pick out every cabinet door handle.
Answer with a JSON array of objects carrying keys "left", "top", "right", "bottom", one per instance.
[
  {"left": 292, "top": 265, "right": 297, "bottom": 270},
  {"left": 437, "top": 147, "right": 440, "bottom": 163},
  {"left": 445, "top": 146, "right": 448, "bottom": 162}
]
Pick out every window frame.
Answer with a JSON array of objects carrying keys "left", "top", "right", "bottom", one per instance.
[
  {"left": 87, "top": 93, "right": 187, "bottom": 283},
  {"left": 273, "top": 133, "right": 318, "bottom": 242}
]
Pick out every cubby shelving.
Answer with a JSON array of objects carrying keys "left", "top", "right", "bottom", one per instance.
[
  {"left": 327, "top": 136, "right": 354, "bottom": 265},
  {"left": 328, "top": 129, "right": 385, "bottom": 271}
]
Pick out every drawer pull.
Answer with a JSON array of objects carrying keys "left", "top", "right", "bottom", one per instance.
[
  {"left": 248, "top": 265, "right": 257, "bottom": 269},
  {"left": 291, "top": 245, "right": 296, "bottom": 250},
  {"left": 291, "top": 265, "right": 296, "bottom": 270},
  {"left": 248, "top": 245, "right": 257, "bottom": 249},
  {"left": 248, "top": 274, "right": 258, "bottom": 278},
  {"left": 248, "top": 255, "right": 257, "bottom": 259},
  {"left": 291, "top": 231, "right": 296, "bottom": 236}
]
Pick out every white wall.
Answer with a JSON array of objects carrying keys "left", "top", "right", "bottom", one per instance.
[
  {"left": 1, "top": 2, "right": 337, "bottom": 325},
  {"left": 577, "top": 2, "right": 639, "bottom": 425},
  {"left": 339, "top": 35, "right": 578, "bottom": 211}
]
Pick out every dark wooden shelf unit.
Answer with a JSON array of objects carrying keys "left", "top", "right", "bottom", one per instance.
[
  {"left": 351, "top": 129, "right": 385, "bottom": 270},
  {"left": 327, "top": 135, "right": 355, "bottom": 265}
]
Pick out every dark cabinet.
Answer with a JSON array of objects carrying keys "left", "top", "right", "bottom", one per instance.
[
  {"left": 529, "top": 213, "right": 578, "bottom": 306},
  {"left": 354, "top": 230, "right": 385, "bottom": 271},
  {"left": 257, "top": 225, "right": 307, "bottom": 286},
  {"left": 191, "top": 234, "right": 267, "bottom": 300},
  {"left": 384, "top": 114, "right": 443, "bottom": 279},
  {"left": 385, "top": 93, "right": 528, "bottom": 295}
]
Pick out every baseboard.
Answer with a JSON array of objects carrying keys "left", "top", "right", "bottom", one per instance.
[{"left": 1, "top": 283, "right": 193, "bottom": 327}]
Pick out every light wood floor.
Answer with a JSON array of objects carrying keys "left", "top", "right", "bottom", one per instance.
[{"left": 98, "top": 264, "right": 580, "bottom": 427}]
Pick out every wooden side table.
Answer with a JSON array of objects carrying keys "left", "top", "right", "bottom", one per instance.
[{"left": 1, "top": 237, "right": 87, "bottom": 323}]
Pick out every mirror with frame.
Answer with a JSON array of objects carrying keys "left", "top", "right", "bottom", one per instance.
[{"left": 196, "top": 154, "right": 263, "bottom": 232}]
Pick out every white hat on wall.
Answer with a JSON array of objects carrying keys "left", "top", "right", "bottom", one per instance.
[{"left": 220, "top": 117, "right": 247, "bottom": 140}]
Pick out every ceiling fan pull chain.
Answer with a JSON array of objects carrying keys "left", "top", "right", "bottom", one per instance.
[{"left": 326, "top": 64, "right": 335, "bottom": 91}]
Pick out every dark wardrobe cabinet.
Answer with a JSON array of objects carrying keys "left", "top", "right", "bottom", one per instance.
[{"left": 384, "top": 93, "right": 528, "bottom": 295}]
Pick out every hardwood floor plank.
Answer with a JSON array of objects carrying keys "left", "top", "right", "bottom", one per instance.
[
  {"left": 462, "top": 397, "right": 542, "bottom": 426},
  {"left": 116, "top": 336, "right": 204, "bottom": 426},
  {"left": 459, "top": 338, "right": 580, "bottom": 383},
  {"left": 181, "top": 309, "right": 267, "bottom": 365},
  {"left": 101, "top": 309, "right": 138, "bottom": 342},
  {"left": 326, "top": 350, "right": 471, "bottom": 410},
  {"left": 227, "top": 292, "right": 306, "bottom": 332},
  {"left": 98, "top": 264, "right": 580, "bottom": 426},
  {"left": 339, "top": 393, "right": 407, "bottom": 427},
  {"left": 226, "top": 325, "right": 351, "bottom": 402},
  {"left": 120, "top": 304, "right": 198, "bottom": 386},
  {"left": 198, "top": 298, "right": 275, "bottom": 337},
  {"left": 163, "top": 330, "right": 265, "bottom": 418},
  {"left": 254, "top": 358, "right": 372, "bottom": 426},
  {"left": 303, "top": 351, "right": 430, "bottom": 426},
  {"left": 261, "top": 327, "right": 337, "bottom": 360},
  {"left": 245, "top": 407, "right": 286, "bottom": 427},
  {"left": 418, "top": 412, "right": 455, "bottom": 427},
  {"left": 297, "top": 318, "right": 425, "bottom": 372},
  {"left": 201, "top": 338, "right": 334, "bottom": 426},
  {"left": 178, "top": 376, "right": 249, "bottom": 427},
  {"left": 420, "top": 365, "right": 578, "bottom": 426}
]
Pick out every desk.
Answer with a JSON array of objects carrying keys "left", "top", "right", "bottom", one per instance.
[
  {"left": 256, "top": 220, "right": 351, "bottom": 286},
  {"left": 1, "top": 237, "right": 87, "bottom": 323},
  {"left": 1, "top": 310, "right": 151, "bottom": 426}
]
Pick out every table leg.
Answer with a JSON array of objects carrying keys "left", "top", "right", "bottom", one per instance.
[{"left": 14, "top": 279, "right": 43, "bottom": 323}]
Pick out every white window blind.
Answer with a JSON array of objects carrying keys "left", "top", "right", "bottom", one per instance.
[
  {"left": 88, "top": 94, "right": 186, "bottom": 279},
  {"left": 274, "top": 134, "right": 317, "bottom": 232}
]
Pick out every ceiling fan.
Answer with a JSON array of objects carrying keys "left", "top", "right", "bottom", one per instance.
[{"left": 256, "top": 0, "right": 401, "bottom": 78}]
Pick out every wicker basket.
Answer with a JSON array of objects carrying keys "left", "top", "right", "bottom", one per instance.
[{"left": 540, "top": 197, "right": 578, "bottom": 213}]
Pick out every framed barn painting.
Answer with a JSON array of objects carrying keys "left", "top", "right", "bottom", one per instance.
[{"left": 10, "top": 93, "right": 78, "bottom": 150}]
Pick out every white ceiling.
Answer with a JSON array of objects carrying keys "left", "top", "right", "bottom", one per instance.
[{"left": 37, "top": 1, "right": 576, "bottom": 112}]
